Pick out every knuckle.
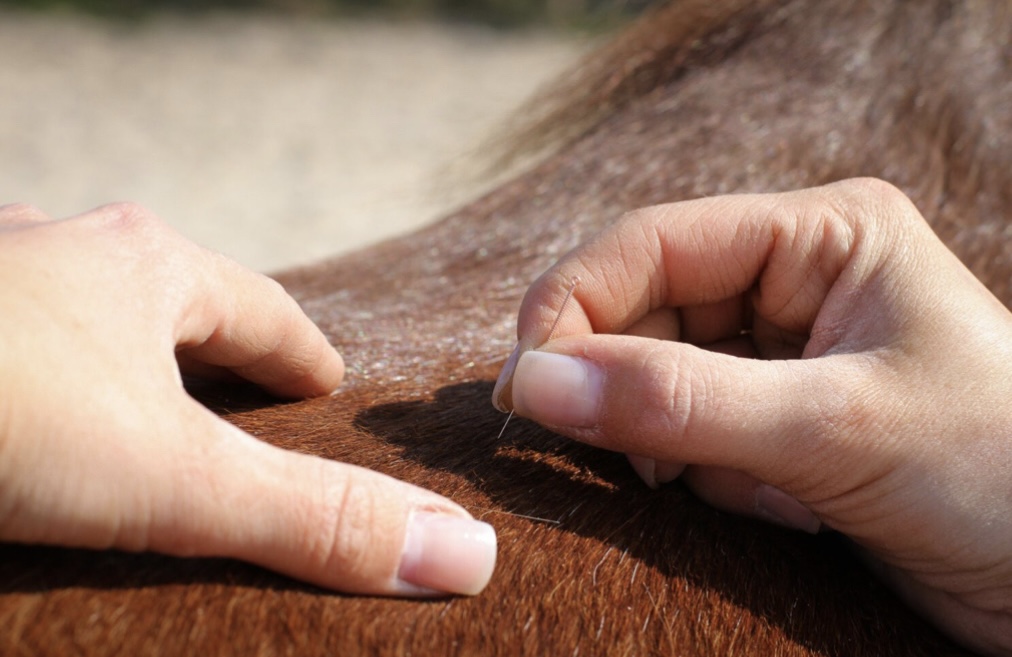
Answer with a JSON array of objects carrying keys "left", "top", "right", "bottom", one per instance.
[
  {"left": 88, "top": 202, "right": 166, "bottom": 240},
  {"left": 0, "top": 202, "right": 45, "bottom": 219},
  {"left": 83, "top": 204, "right": 193, "bottom": 275},
  {"left": 801, "top": 178, "right": 926, "bottom": 259},
  {"left": 310, "top": 468, "right": 384, "bottom": 580},
  {"left": 840, "top": 176, "right": 905, "bottom": 201},
  {"left": 635, "top": 345, "right": 702, "bottom": 452},
  {"left": 832, "top": 178, "right": 919, "bottom": 223},
  {"left": 0, "top": 203, "right": 52, "bottom": 230}
]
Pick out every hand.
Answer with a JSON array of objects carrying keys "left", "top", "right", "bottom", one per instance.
[
  {"left": 0, "top": 203, "right": 495, "bottom": 597},
  {"left": 493, "top": 179, "right": 1012, "bottom": 655}
]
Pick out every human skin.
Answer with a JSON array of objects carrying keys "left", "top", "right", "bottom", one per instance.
[
  {"left": 0, "top": 202, "right": 495, "bottom": 598},
  {"left": 493, "top": 179, "right": 1012, "bottom": 655}
]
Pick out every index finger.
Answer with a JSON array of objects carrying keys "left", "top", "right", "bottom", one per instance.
[
  {"left": 493, "top": 180, "right": 886, "bottom": 411},
  {"left": 176, "top": 250, "right": 345, "bottom": 399}
]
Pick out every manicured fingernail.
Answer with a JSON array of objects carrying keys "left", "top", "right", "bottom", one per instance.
[
  {"left": 627, "top": 456, "right": 686, "bottom": 489},
  {"left": 398, "top": 512, "right": 497, "bottom": 596},
  {"left": 755, "top": 485, "right": 821, "bottom": 534},
  {"left": 512, "top": 351, "right": 603, "bottom": 428},
  {"left": 655, "top": 461, "right": 686, "bottom": 484},
  {"left": 492, "top": 343, "right": 521, "bottom": 412},
  {"left": 626, "top": 454, "right": 658, "bottom": 489}
]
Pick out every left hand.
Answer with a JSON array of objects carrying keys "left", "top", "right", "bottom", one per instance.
[{"left": 0, "top": 202, "right": 496, "bottom": 597}]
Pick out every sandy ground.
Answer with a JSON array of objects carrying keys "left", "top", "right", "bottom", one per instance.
[{"left": 0, "top": 11, "right": 588, "bottom": 272}]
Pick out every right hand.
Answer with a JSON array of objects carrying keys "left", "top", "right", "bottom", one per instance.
[{"left": 494, "top": 179, "right": 1012, "bottom": 655}]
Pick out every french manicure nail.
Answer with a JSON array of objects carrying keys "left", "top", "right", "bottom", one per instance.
[
  {"left": 492, "top": 343, "right": 521, "bottom": 412},
  {"left": 755, "top": 485, "right": 821, "bottom": 534},
  {"left": 512, "top": 351, "right": 603, "bottom": 428},
  {"left": 398, "top": 512, "right": 497, "bottom": 596}
]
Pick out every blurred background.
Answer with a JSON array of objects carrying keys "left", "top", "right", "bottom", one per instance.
[{"left": 0, "top": 1, "right": 650, "bottom": 272}]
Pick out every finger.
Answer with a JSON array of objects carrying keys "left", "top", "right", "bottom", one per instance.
[
  {"left": 625, "top": 454, "right": 685, "bottom": 490},
  {"left": 175, "top": 352, "right": 246, "bottom": 385},
  {"left": 56, "top": 202, "right": 344, "bottom": 399},
  {"left": 144, "top": 405, "right": 496, "bottom": 596},
  {"left": 494, "top": 180, "right": 902, "bottom": 411},
  {"left": 680, "top": 465, "right": 820, "bottom": 533},
  {"left": 520, "top": 186, "right": 856, "bottom": 340},
  {"left": 620, "top": 325, "right": 757, "bottom": 491},
  {"left": 508, "top": 333, "right": 865, "bottom": 491},
  {"left": 621, "top": 312, "right": 689, "bottom": 486},
  {"left": 0, "top": 203, "right": 52, "bottom": 229},
  {"left": 623, "top": 307, "right": 680, "bottom": 341},
  {"left": 174, "top": 250, "right": 345, "bottom": 399}
]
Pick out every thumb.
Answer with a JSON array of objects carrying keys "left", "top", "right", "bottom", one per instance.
[
  {"left": 146, "top": 406, "right": 497, "bottom": 597},
  {"left": 508, "top": 333, "right": 849, "bottom": 489}
]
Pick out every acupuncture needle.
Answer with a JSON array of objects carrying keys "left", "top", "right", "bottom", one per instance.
[{"left": 496, "top": 275, "right": 581, "bottom": 440}]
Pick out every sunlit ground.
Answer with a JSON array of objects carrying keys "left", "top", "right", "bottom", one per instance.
[{"left": 0, "top": 10, "right": 589, "bottom": 271}]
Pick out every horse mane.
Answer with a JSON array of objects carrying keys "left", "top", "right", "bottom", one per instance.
[
  {"left": 500, "top": 0, "right": 1012, "bottom": 299},
  {"left": 497, "top": 0, "right": 776, "bottom": 166}
]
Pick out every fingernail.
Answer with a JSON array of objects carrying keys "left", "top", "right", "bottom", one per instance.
[
  {"left": 492, "top": 343, "right": 521, "bottom": 412},
  {"left": 755, "top": 485, "right": 821, "bottom": 534},
  {"left": 626, "top": 454, "right": 658, "bottom": 489},
  {"left": 627, "top": 456, "right": 686, "bottom": 489},
  {"left": 512, "top": 351, "right": 603, "bottom": 428},
  {"left": 398, "top": 512, "right": 497, "bottom": 596},
  {"left": 655, "top": 461, "right": 686, "bottom": 484}
]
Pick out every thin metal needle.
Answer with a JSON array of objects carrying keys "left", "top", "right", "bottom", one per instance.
[
  {"left": 496, "top": 275, "right": 581, "bottom": 441},
  {"left": 546, "top": 275, "right": 581, "bottom": 343},
  {"left": 495, "top": 410, "right": 514, "bottom": 440}
]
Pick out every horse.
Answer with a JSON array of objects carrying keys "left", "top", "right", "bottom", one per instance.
[{"left": 2, "top": 0, "right": 1010, "bottom": 654}]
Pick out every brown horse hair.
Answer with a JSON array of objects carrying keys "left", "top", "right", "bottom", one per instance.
[{"left": 494, "top": 0, "right": 778, "bottom": 169}]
